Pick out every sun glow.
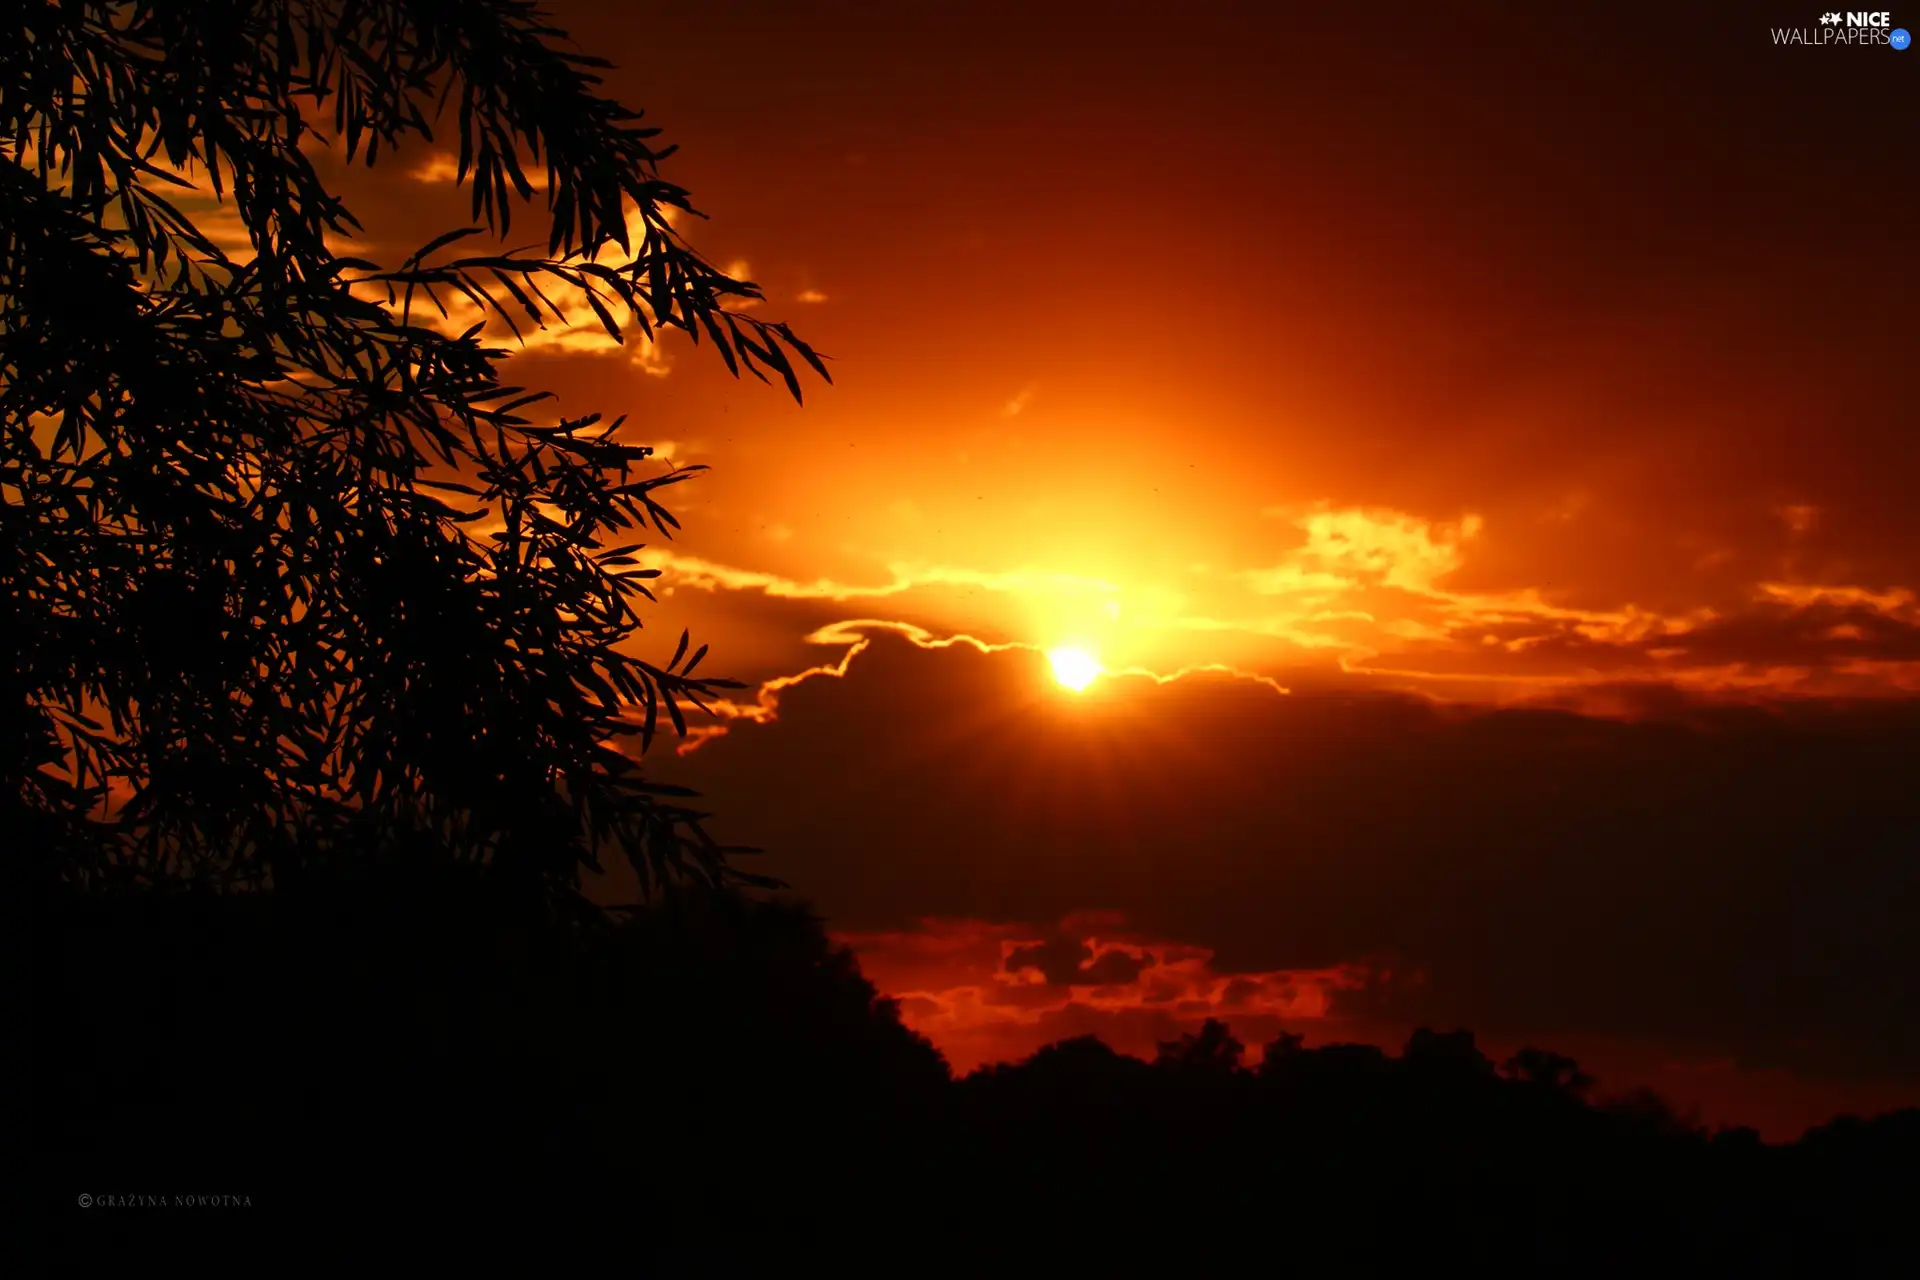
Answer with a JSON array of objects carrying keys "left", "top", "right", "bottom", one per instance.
[{"left": 1048, "top": 646, "right": 1102, "bottom": 692}]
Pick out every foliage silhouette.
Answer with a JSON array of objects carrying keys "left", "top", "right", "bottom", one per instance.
[
  {"left": 1154, "top": 1015, "right": 1245, "bottom": 1073},
  {"left": 28, "top": 875, "right": 1920, "bottom": 1270},
  {"left": 947, "top": 1021, "right": 1920, "bottom": 1275},
  {"left": 36, "top": 874, "right": 946, "bottom": 1265},
  {"left": 1, "top": 0, "right": 825, "bottom": 907},
  {"left": 1504, "top": 1045, "right": 1598, "bottom": 1096}
]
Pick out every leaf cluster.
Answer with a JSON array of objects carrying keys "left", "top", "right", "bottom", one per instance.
[{"left": 0, "top": 1, "right": 823, "bottom": 906}]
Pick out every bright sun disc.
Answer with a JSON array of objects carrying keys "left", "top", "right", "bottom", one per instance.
[{"left": 1048, "top": 646, "right": 1101, "bottom": 692}]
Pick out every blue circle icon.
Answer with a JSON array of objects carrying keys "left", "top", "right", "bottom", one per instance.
[{"left": 1893, "top": 27, "right": 1912, "bottom": 50}]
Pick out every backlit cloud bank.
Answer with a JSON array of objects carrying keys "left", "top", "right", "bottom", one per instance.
[{"left": 652, "top": 627, "right": 1920, "bottom": 1133}]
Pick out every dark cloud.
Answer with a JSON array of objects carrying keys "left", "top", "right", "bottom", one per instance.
[
  {"left": 1383, "top": 599, "right": 1920, "bottom": 686},
  {"left": 1004, "top": 936, "right": 1149, "bottom": 988},
  {"left": 1670, "top": 602, "right": 1920, "bottom": 667},
  {"left": 660, "top": 627, "right": 1920, "bottom": 1081}
]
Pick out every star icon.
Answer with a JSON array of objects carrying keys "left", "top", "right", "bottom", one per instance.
[{"left": 1820, "top": 12, "right": 1842, "bottom": 23}]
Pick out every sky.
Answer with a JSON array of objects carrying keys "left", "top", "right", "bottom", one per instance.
[{"left": 333, "top": 1, "right": 1917, "bottom": 1136}]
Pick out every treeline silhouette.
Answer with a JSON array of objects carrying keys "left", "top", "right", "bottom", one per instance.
[{"left": 27, "top": 874, "right": 1919, "bottom": 1273}]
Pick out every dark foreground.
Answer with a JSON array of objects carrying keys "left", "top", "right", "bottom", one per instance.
[{"left": 17, "top": 874, "right": 1919, "bottom": 1274}]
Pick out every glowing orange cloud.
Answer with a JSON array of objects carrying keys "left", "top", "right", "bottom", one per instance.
[
  {"left": 664, "top": 618, "right": 1292, "bottom": 752},
  {"left": 621, "top": 498, "right": 1920, "bottom": 752},
  {"left": 837, "top": 916, "right": 1382, "bottom": 1076}
]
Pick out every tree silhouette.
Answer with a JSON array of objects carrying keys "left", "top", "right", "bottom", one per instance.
[
  {"left": 929, "top": 1024, "right": 1920, "bottom": 1272},
  {"left": 1154, "top": 1016, "right": 1245, "bottom": 1073},
  {"left": 1402, "top": 1026, "right": 1496, "bottom": 1079},
  {"left": 1502, "top": 1046, "right": 1597, "bottom": 1097},
  {"left": 1257, "top": 1028, "right": 1306, "bottom": 1073},
  {"left": 1, "top": 1, "right": 825, "bottom": 908}
]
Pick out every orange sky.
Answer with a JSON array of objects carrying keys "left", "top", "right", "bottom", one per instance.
[
  {"left": 322, "top": 1, "right": 1920, "bottom": 1135},
  {"left": 460, "top": 2, "right": 1920, "bottom": 709}
]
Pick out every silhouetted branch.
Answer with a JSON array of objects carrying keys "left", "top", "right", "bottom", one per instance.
[{"left": 2, "top": 1, "right": 821, "bottom": 904}]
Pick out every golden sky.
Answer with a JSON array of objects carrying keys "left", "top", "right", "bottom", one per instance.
[{"left": 326, "top": 1, "right": 1920, "bottom": 1135}]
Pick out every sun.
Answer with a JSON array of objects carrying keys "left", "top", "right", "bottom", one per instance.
[{"left": 1047, "top": 646, "right": 1102, "bottom": 692}]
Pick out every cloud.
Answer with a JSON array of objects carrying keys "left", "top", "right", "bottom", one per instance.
[
  {"left": 1237, "top": 506, "right": 1712, "bottom": 669},
  {"left": 99, "top": 152, "right": 315, "bottom": 261},
  {"left": 408, "top": 150, "right": 549, "bottom": 190},
  {"left": 654, "top": 625, "right": 1920, "bottom": 1087},
  {"left": 1757, "top": 582, "right": 1916, "bottom": 616},
  {"left": 659, "top": 616, "right": 1291, "bottom": 752},
  {"left": 797, "top": 289, "right": 829, "bottom": 304},
  {"left": 1004, "top": 934, "right": 1149, "bottom": 987},
  {"left": 835, "top": 917, "right": 1375, "bottom": 1076},
  {"left": 409, "top": 153, "right": 461, "bottom": 184},
  {"left": 1239, "top": 563, "right": 1358, "bottom": 601},
  {"left": 718, "top": 260, "right": 762, "bottom": 310},
  {"left": 1221, "top": 506, "right": 1920, "bottom": 696},
  {"left": 169, "top": 194, "right": 255, "bottom": 259},
  {"left": 1776, "top": 504, "right": 1819, "bottom": 536},
  {"left": 623, "top": 523, "right": 1920, "bottom": 779},
  {"left": 1297, "top": 504, "right": 1482, "bottom": 592},
  {"left": 104, "top": 151, "right": 687, "bottom": 382},
  {"left": 643, "top": 552, "right": 994, "bottom": 602},
  {"left": 345, "top": 200, "right": 702, "bottom": 372},
  {"left": 639, "top": 505, "right": 1920, "bottom": 712},
  {"left": 384, "top": 271, "right": 675, "bottom": 373},
  {"left": 1342, "top": 583, "right": 1920, "bottom": 701},
  {"left": 639, "top": 549, "right": 1194, "bottom": 676}
]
